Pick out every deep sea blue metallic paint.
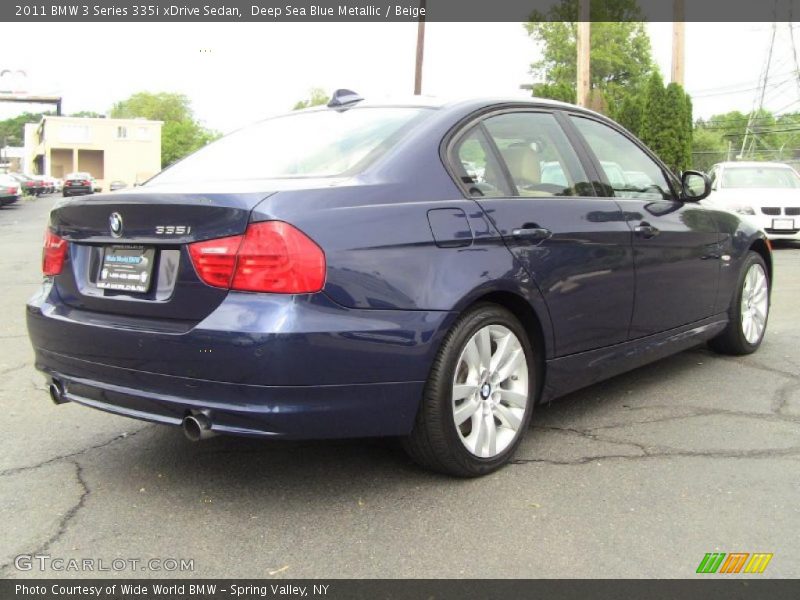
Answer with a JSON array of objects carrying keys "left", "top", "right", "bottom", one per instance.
[{"left": 26, "top": 98, "right": 771, "bottom": 440}]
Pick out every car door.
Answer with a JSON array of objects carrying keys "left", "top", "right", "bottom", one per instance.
[
  {"left": 567, "top": 115, "right": 722, "bottom": 338},
  {"left": 449, "top": 109, "right": 635, "bottom": 357}
]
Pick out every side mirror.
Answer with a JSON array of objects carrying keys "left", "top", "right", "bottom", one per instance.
[{"left": 681, "top": 170, "right": 711, "bottom": 201}]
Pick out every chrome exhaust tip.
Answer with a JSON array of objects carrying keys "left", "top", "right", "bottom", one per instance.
[
  {"left": 182, "top": 413, "right": 216, "bottom": 441},
  {"left": 49, "top": 381, "right": 67, "bottom": 405}
]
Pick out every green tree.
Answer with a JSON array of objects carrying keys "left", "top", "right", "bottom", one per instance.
[
  {"left": 70, "top": 110, "right": 105, "bottom": 118},
  {"left": 682, "top": 91, "right": 694, "bottom": 171},
  {"left": 525, "top": 1, "right": 654, "bottom": 111},
  {"left": 663, "top": 82, "right": 691, "bottom": 173},
  {"left": 0, "top": 111, "right": 51, "bottom": 147},
  {"left": 639, "top": 72, "right": 669, "bottom": 156},
  {"left": 293, "top": 88, "right": 329, "bottom": 110},
  {"left": 611, "top": 89, "right": 644, "bottom": 137},
  {"left": 110, "top": 92, "right": 219, "bottom": 167},
  {"left": 691, "top": 127, "right": 727, "bottom": 172}
]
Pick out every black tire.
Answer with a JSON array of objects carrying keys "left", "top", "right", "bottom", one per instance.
[
  {"left": 402, "top": 303, "right": 538, "bottom": 477},
  {"left": 709, "top": 251, "right": 770, "bottom": 356}
]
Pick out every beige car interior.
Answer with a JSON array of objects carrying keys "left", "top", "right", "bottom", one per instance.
[{"left": 499, "top": 143, "right": 555, "bottom": 197}]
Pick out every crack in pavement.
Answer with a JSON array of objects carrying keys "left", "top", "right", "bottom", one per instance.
[
  {"left": 515, "top": 424, "right": 800, "bottom": 465},
  {"left": 702, "top": 351, "right": 800, "bottom": 381},
  {"left": 512, "top": 447, "right": 800, "bottom": 466},
  {"left": 517, "top": 348, "right": 800, "bottom": 468},
  {"left": 774, "top": 380, "right": 800, "bottom": 416},
  {"left": 0, "top": 460, "right": 90, "bottom": 577},
  {"left": 572, "top": 405, "right": 800, "bottom": 430},
  {"left": 0, "top": 425, "right": 152, "bottom": 478},
  {"left": 0, "top": 363, "right": 28, "bottom": 377}
]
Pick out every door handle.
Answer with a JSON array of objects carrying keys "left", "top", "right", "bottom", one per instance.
[
  {"left": 512, "top": 227, "right": 552, "bottom": 242},
  {"left": 634, "top": 222, "right": 660, "bottom": 239}
]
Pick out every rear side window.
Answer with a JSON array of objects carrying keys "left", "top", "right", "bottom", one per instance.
[
  {"left": 452, "top": 126, "right": 513, "bottom": 198},
  {"left": 483, "top": 112, "right": 592, "bottom": 197},
  {"left": 570, "top": 116, "right": 673, "bottom": 200},
  {"left": 150, "top": 107, "right": 432, "bottom": 184}
]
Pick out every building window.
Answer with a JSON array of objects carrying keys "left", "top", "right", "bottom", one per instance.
[
  {"left": 135, "top": 126, "right": 149, "bottom": 140},
  {"left": 116, "top": 126, "right": 128, "bottom": 139},
  {"left": 58, "top": 125, "right": 90, "bottom": 143}
]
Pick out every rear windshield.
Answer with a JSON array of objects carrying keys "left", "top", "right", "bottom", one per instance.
[
  {"left": 721, "top": 166, "right": 800, "bottom": 189},
  {"left": 150, "top": 107, "right": 432, "bottom": 184}
]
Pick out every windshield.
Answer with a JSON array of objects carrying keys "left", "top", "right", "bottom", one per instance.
[
  {"left": 150, "top": 107, "right": 432, "bottom": 184},
  {"left": 721, "top": 166, "right": 800, "bottom": 189}
]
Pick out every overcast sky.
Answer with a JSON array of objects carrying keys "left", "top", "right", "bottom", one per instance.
[{"left": 1, "top": 22, "right": 799, "bottom": 134}]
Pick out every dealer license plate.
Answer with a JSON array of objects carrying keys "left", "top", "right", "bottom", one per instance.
[{"left": 97, "top": 245, "right": 155, "bottom": 293}]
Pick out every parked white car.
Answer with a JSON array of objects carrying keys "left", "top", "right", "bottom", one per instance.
[{"left": 705, "top": 161, "right": 800, "bottom": 241}]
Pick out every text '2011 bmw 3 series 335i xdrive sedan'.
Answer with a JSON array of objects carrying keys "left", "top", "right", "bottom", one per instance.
[{"left": 27, "top": 91, "right": 772, "bottom": 476}]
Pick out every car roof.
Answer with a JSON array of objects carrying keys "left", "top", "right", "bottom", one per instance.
[
  {"left": 292, "top": 95, "right": 597, "bottom": 118},
  {"left": 715, "top": 161, "right": 794, "bottom": 169}
]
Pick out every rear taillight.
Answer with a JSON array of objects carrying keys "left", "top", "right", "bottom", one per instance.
[
  {"left": 188, "top": 221, "right": 326, "bottom": 294},
  {"left": 43, "top": 230, "right": 68, "bottom": 276},
  {"left": 187, "top": 234, "right": 243, "bottom": 288}
]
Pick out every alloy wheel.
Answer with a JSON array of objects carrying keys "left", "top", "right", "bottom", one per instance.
[
  {"left": 451, "top": 324, "right": 529, "bottom": 458},
  {"left": 740, "top": 263, "right": 769, "bottom": 345}
]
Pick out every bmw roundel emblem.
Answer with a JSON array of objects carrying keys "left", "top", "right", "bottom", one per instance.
[{"left": 109, "top": 212, "right": 123, "bottom": 238}]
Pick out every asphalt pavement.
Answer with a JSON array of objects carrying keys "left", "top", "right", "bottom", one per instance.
[{"left": 0, "top": 194, "right": 798, "bottom": 579}]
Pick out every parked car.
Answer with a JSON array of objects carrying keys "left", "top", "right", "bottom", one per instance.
[
  {"left": 0, "top": 174, "right": 21, "bottom": 205},
  {"left": 705, "top": 161, "right": 800, "bottom": 241},
  {"left": 27, "top": 94, "right": 772, "bottom": 476},
  {"left": 8, "top": 173, "right": 40, "bottom": 196},
  {"left": 31, "top": 175, "right": 55, "bottom": 194},
  {"left": 91, "top": 177, "right": 102, "bottom": 193},
  {"left": 62, "top": 172, "right": 94, "bottom": 197},
  {"left": 109, "top": 180, "right": 127, "bottom": 192}
]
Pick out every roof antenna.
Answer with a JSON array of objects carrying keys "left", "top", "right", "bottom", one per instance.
[{"left": 327, "top": 89, "right": 363, "bottom": 108}]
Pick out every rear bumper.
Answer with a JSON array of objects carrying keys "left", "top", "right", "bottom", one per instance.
[
  {"left": 27, "top": 284, "right": 454, "bottom": 439},
  {"left": 38, "top": 357, "right": 425, "bottom": 439},
  {"left": 64, "top": 187, "right": 92, "bottom": 195}
]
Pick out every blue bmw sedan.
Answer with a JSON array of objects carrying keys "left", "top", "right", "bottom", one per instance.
[{"left": 27, "top": 92, "right": 772, "bottom": 476}]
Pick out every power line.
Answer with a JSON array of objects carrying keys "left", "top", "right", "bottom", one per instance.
[{"left": 690, "top": 74, "right": 797, "bottom": 98}]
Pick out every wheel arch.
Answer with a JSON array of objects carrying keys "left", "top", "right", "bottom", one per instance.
[
  {"left": 749, "top": 238, "right": 773, "bottom": 285},
  {"left": 456, "top": 290, "right": 550, "bottom": 403}
]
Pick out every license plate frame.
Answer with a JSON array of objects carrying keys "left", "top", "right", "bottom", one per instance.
[{"left": 97, "top": 245, "right": 156, "bottom": 293}]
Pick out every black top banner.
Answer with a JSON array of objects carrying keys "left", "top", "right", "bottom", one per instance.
[{"left": 4, "top": 0, "right": 800, "bottom": 22}]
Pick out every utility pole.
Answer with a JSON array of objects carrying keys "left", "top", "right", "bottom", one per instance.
[
  {"left": 740, "top": 22, "right": 777, "bottom": 159},
  {"left": 576, "top": 0, "right": 591, "bottom": 107},
  {"left": 413, "top": 0, "right": 426, "bottom": 95},
  {"left": 671, "top": 0, "right": 685, "bottom": 85}
]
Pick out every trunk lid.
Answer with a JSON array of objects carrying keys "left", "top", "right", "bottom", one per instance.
[{"left": 49, "top": 190, "right": 270, "bottom": 322}]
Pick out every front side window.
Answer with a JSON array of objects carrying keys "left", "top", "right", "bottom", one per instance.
[
  {"left": 150, "top": 107, "right": 432, "bottom": 183},
  {"left": 483, "top": 112, "right": 592, "bottom": 197},
  {"left": 571, "top": 116, "right": 673, "bottom": 200}
]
